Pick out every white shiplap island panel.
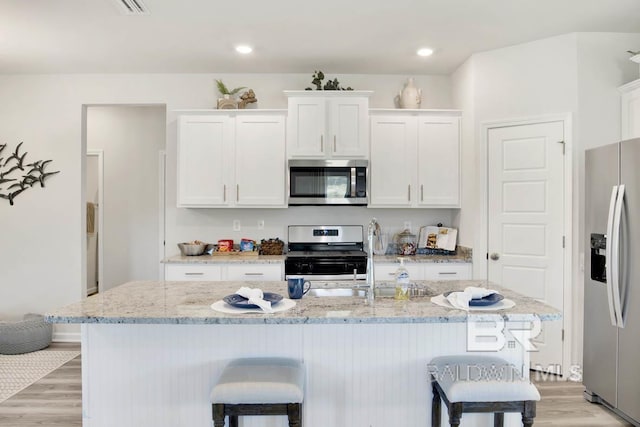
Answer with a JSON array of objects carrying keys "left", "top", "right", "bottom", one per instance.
[{"left": 48, "top": 281, "right": 559, "bottom": 427}]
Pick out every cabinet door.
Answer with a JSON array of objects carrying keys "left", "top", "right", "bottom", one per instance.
[
  {"left": 234, "top": 114, "right": 286, "bottom": 206},
  {"left": 621, "top": 84, "right": 640, "bottom": 140},
  {"left": 374, "top": 263, "right": 424, "bottom": 281},
  {"left": 287, "top": 97, "right": 325, "bottom": 157},
  {"left": 417, "top": 116, "right": 460, "bottom": 207},
  {"left": 226, "top": 263, "right": 283, "bottom": 281},
  {"left": 165, "top": 264, "right": 223, "bottom": 281},
  {"left": 177, "top": 115, "right": 232, "bottom": 207},
  {"left": 422, "top": 263, "right": 471, "bottom": 280},
  {"left": 369, "top": 115, "right": 416, "bottom": 207},
  {"left": 329, "top": 97, "right": 369, "bottom": 158}
]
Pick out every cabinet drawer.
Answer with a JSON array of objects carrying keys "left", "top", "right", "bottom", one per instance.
[
  {"left": 165, "top": 265, "right": 223, "bottom": 281},
  {"left": 374, "top": 263, "right": 424, "bottom": 281},
  {"left": 226, "top": 264, "right": 283, "bottom": 281},
  {"left": 422, "top": 264, "right": 472, "bottom": 280}
]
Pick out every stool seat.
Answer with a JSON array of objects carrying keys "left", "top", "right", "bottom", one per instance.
[
  {"left": 430, "top": 355, "right": 540, "bottom": 403},
  {"left": 429, "top": 355, "right": 539, "bottom": 427},
  {"left": 211, "top": 358, "right": 305, "bottom": 404},
  {"left": 211, "top": 358, "right": 305, "bottom": 427}
]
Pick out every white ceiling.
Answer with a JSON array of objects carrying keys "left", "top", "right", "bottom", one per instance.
[{"left": 1, "top": 0, "right": 639, "bottom": 75}]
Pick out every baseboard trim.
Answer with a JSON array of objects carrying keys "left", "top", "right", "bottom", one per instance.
[{"left": 53, "top": 331, "right": 81, "bottom": 343}]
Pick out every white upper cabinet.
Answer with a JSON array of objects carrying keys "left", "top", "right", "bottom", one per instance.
[
  {"left": 234, "top": 114, "right": 286, "bottom": 206},
  {"left": 177, "top": 111, "right": 287, "bottom": 208},
  {"left": 369, "top": 110, "right": 461, "bottom": 208},
  {"left": 177, "top": 114, "right": 232, "bottom": 207},
  {"left": 370, "top": 114, "right": 417, "bottom": 206},
  {"left": 620, "top": 79, "right": 640, "bottom": 140},
  {"left": 416, "top": 116, "right": 460, "bottom": 207},
  {"left": 285, "top": 91, "right": 372, "bottom": 159}
]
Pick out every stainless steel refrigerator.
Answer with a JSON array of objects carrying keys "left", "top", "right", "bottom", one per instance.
[{"left": 584, "top": 137, "right": 640, "bottom": 426}]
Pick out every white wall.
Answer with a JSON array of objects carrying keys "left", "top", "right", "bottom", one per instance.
[
  {"left": 0, "top": 72, "right": 452, "bottom": 333},
  {"left": 87, "top": 106, "right": 166, "bottom": 291},
  {"left": 452, "top": 32, "right": 640, "bottom": 368}
]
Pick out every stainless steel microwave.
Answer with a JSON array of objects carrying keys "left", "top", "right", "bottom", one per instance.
[{"left": 288, "top": 159, "right": 368, "bottom": 205}]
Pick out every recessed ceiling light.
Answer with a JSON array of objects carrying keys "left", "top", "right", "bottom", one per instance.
[
  {"left": 417, "top": 48, "right": 434, "bottom": 57},
  {"left": 235, "top": 45, "right": 253, "bottom": 54}
]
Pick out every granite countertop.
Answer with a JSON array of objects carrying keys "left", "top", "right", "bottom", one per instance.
[{"left": 46, "top": 280, "right": 559, "bottom": 325}]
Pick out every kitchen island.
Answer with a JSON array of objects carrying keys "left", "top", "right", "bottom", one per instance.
[{"left": 47, "top": 280, "right": 559, "bottom": 427}]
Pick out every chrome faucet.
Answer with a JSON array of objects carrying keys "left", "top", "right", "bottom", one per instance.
[{"left": 366, "top": 218, "right": 381, "bottom": 300}]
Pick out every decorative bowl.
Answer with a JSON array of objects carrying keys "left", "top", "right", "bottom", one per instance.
[{"left": 178, "top": 242, "right": 206, "bottom": 256}]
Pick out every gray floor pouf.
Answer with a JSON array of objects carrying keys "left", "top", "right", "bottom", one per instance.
[{"left": 0, "top": 313, "right": 52, "bottom": 355}]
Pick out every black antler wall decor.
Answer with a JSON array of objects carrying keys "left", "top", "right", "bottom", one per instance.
[{"left": 0, "top": 141, "right": 60, "bottom": 206}]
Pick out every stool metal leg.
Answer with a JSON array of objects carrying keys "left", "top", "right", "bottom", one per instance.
[
  {"left": 448, "top": 402, "right": 463, "bottom": 427},
  {"left": 212, "top": 404, "right": 225, "bottom": 427},
  {"left": 287, "top": 403, "right": 302, "bottom": 427},
  {"left": 431, "top": 382, "right": 442, "bottom": 427},
  {"left": 522, "top": 401, "right": 536, "bottom": 427},
  {"left": 494, "top": 412, "right": 504, "bottom": 427}
]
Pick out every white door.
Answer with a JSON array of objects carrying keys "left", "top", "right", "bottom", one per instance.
[
  {"left": 234, "top": 114, "right": 286, "bottom": 206},
  {"left": 487, "top": 121, "right": 565, "bottom": 373}
]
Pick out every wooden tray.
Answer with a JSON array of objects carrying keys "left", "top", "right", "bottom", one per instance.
[{"left": 211, "top": 251, "right": 259, "bottom": 257}]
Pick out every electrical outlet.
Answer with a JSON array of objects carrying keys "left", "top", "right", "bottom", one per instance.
[
  {"left": 233, "top": 220, "right": 241, "bottom": 231},
  {"left": 258, "top": 220, "right": 265, "bottom": 230},
  {"left": 403, "top": 221, "right": 411, "bottom": 232}
]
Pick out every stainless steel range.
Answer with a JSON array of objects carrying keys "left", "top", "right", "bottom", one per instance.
[{"left": 285, "top": 225, "right": 367, "bottom": 281}]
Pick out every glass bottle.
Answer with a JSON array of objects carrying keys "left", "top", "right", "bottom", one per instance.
[{"left": 395, "top": 257, "right": 410, "bottom": 300}]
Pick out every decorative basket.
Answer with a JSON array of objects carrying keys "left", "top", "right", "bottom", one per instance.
[{"left": 259, "top": 238, "right": 284, "bottom": 255}]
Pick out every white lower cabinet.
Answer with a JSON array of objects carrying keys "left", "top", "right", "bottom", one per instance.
[
  {"left": 164, "top": 264, "right": 223, "bottom": 281},
  {"left": 165, "top": 263, "right": 283, "bottom": 282},
  {"left": 422, "top": 263, "right": 472, "bottom": 280},
  {"left": 225, "top": 264, "right": 283, "bottom": 281},
  {"left": 375, "top": 262, "right": 471, "bottom": 281},
  {"left": 375, "top": 263, "right": 423, "bottom": 281}
]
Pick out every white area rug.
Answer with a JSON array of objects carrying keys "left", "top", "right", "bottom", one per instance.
[{"left": 0, "top": 350, "right": 80, "bottom": 403}]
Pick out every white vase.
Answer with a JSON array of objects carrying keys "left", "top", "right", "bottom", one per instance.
[{"left": 399, "top": 78, "right": 422, "bottom": 109}]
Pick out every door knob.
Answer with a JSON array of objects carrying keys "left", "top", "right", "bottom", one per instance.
[{"left": 490, "top": 253, "right": 500, "bottom": 261}]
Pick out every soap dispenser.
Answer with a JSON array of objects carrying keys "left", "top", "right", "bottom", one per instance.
[{"left": 394, "top": 257, "right": 410, "bottom": 300}]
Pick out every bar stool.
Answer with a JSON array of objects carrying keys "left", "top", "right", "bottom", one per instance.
[
  {"left": 210, "top": 358, "right": 305, "bottom": 427},
  {"left": 429, "top": 355, "right": 540, "bottom": 427}
]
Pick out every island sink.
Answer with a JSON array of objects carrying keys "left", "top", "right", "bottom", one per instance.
[{"left": 307, "top": 285, "right": 430, "bottom": 298}]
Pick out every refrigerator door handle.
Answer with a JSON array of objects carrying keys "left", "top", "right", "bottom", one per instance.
[
  {"left": 612, "top": 184, "right": 625, "bottom": 328},
  {"left": 605, "top": 185, "right": 618, "bottom": 327}
]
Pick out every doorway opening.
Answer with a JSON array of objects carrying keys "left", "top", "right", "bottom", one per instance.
[{"left": 82, "top": 105, "right": 167, "bottom": 295}]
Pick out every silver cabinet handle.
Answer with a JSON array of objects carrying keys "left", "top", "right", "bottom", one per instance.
[
  {"left": 388, "top": 272, "right": 396, "bottom": 276},
  {"left": 421, "top": 184, "right": 424, "bottom": 202},
  {"left": 223, "top": 185, "right": 226, "bottom": 202},
  {"left": 243, "top": 272, "right": 264, "bottom": 276},
  {"left": 490, "top": 253, "right": 500, "bottom": 261},
  {"left": 408, "top": 185, "right": 411, "bottom": 202},
  {"left": 237, "top": 184, "right": 239, "bottom": 202},
  {"left": 333, "top": 135, "right": 337, "bottom": 153},
  {"left": 184, "top": 272, "right": 204, "bottom": 276},
  {"left": 438, "top": 272, "right": 457, "bottom": 275},
  {"left": 320, "top": 135, "right": 324, "bottom": 152}
]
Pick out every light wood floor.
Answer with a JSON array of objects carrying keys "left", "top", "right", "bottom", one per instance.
[{"left": 0, "top": 345, "right": 634, "bottom": 426}]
